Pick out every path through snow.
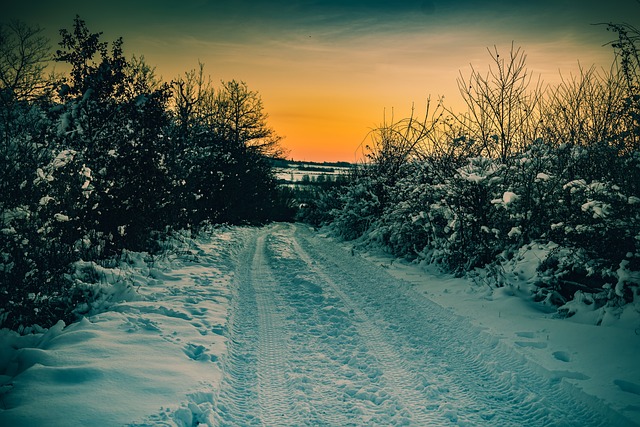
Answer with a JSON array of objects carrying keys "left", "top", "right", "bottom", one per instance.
[
  {"left": 0, "top": 223, "right": 636, "bottom": 426},
  {"left": 212, "top": 223, "right": 631, "bottom": 426}
]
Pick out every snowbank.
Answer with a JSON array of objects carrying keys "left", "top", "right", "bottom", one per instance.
[
  {"left": 0, "top": 226, "right": 251, "bottom": 426},
  {"left": 354, "top": 241, "right": 640, "bottom": 424}
]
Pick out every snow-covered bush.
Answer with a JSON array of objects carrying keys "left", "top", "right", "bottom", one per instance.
[
  {"left": 318, "top": 140, "right": 640, "bottom": 313},
  {"left": 312, "top": 33, "right": 640, "bottom": 317},
  {"left": 431, "top": 157, "right": 509, "bottom": 269},
  {"left": 52, "top": 18, "right": 175, "bottom": 252},
  {"left": 0, "top": 206, "right": 79, "bottom": 331},
  {"left": 370, "top": 162, "right": 436, "bottom": 258},
  {"left": 331, "top": 173, "right": 381, "bottom": 240}
]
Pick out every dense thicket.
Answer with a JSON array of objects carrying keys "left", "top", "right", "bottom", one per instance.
[
  {"left": 0, "top": 17, "right": 290, "bottom": 331},
  {"left": 302, "top": 26, "right": 640, "bottom": 315}
]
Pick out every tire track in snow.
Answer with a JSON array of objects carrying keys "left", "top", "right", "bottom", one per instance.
[
  {"left": 213, "top": 223, "right": 631, "bottom": 426},
  {"left": 213, "top": 230, "right": 300, "bottom": 426},
  {"left": 291, "top": 224, "right": 631, "bottom": 426},
  {"left": 281, "top": 224, "right": 454, "bottom": 425},
  {"left": 262, "top": 226, "right": 380, "bottom": 426},
  {"left": 264, "top": 223, "right": 467, "bottom": 425},
  {"left": 211, "top": 229, "right": 261, "bottom": 426},
  {"left": 252, "top": 233, "right": 300, "bottom": 425}
]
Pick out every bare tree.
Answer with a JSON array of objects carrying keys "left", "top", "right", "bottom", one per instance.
[
  {"left": 0, "top": 20, "right": 53, "bottom": 203},
  {"left": 213, "top": 79, "right": 284, "bottom": 157},
  {"left": 607, "top": 22, "right": 640, "bottom": 96},
  {"left": 0, "top": 20, "right": 51, "bottom": 102},
  {"left": 363, "top": 97, "right": 444, "bottom": 178},
  {"left": 126, "top": 55, "right": 163, "bottom": 98},
  {"left": 605, "top": 22, "right": 640, "bottom": 150},
  {"left": 171, "top": 67, "right": 284, "bottom": 159},
  {"left": 454, "top": 43, "right": 544, "bottom": 161},
  {"left": 170, "top": 62, "right": 215, "bottom": 141},
  {"left": 0, "top": 20, "right": 52, "bottom": 143},
  {"left": 417, "top": 112, "right": 486, "bottom": 179},
  {"left": 541, "top": 64, "right": 625, "bottom": 147}
]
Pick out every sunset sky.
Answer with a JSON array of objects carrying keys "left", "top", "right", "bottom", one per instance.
[{"left": 5, "top": 0, "right": 640, "bottom": 162}]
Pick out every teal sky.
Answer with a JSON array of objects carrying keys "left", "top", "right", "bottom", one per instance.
[{"left": 5, "top": 0, "right": 639, "bottom": 161}]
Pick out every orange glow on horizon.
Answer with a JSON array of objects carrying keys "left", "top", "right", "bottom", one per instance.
[{"left": 6, "top": 0, "right": 633, "bottom": 163}]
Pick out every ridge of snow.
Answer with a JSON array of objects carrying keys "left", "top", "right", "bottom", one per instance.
[{"left": 0, "top": 226, "right": 251, "bottom": 426}]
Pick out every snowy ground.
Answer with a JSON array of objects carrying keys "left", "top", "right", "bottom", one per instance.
[
  {"left": 357, "top": 244, "right": 640, "bottom": 426},
  {"left": 274, "top": 163, "right": 351, "bottom": 183},
  {"left": 0, "top": 223, "right": 638, "bottom": 426},
  {"left": 0, "top": 226, "right": 250, "bottom": 426}
]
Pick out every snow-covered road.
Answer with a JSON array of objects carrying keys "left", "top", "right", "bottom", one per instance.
[
  {"left": 213, "top": 223, "right": 629, "bottom": 426},
  {"left": 1, "top": 223, "right": 636, "bottom": 426}
]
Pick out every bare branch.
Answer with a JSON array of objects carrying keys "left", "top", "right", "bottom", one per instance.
[{"left": 0, "top": 20, "right": 51, "bottom": 101}]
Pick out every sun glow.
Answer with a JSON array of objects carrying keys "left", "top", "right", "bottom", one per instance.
[{"left": 4, "top": 0, "right": 636, "bottom": 162}]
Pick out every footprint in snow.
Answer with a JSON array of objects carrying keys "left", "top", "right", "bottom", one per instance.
[
  {"left": 552, "top": 350, "right": 571, "bottom": 362},
  {"left": 515, "top": 341, "right": 547, "bottom": 349},
  {"left": 211, "top": 325, "right": 226, "bottom": 336},
  {"left": 614, "top": 379, "right": 640, "bottom": 395},
  {"left": 183, "top": 343, "right": 217, "bottom": 362},
  {"left": 515, "top": 331, "right": 535, "bottom": 338},
  {"left": 120, "top": 316, "right": 161, "bottom": 333}
]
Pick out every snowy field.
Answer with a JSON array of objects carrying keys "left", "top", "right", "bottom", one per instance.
[
  {"left": 0, "top": 223, "right": 638, "bottom": 426},
  {"left": 274, "top": 163, "right": 351, "bottom": 183}
]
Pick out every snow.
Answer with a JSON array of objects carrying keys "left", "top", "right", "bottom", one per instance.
[
  {"left": 0, "top": 226, "right": 249, "bottom": 426},
  {"left": 564, "top": 179, "right": 588, "bottom": 192},
  {"left": 35, "top": 167, "right": 54, "bottom": 183},
  {"left": 1, "top": 224, "right": 638, "bottom": 426},
  {"left": 502, "top": 191, "right": 519, "bottom": 205},
  {"left": 51, "top": 149, "right": 77, "bottom": 169},
  {"left": 54, "top": 213, "right": 70, "bottom": 222},
  {"left": 581, "top": 200, "right": 611, "bottom": 219},
  {"left": 616, "top": 260, "right": 640, "bottom": 298},
  {"left": 360, "top": 244, "right": 640, "bottom": 425},
  {"left": 460, "top": 171, "right": 485, "bottom": 183},
  {"left": 1, "top": 207, "right": 30, "bottom": 226},
  {"left": 275, "top": 163, "right": 351, "bottom": 184},
  {"left": 507, "top": 226, "right": 522, "bottom": 238},
  {"left": 39, "top": 195, "right": 54, "bottom": 206}
]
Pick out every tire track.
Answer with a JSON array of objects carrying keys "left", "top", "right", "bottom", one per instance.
[
  {"left": 252, "top": 233, "right": 300, "bottom": 426},
  {"left": 212, "top": 231, "right": 261, "bottom": 426},
  {"left": 292, "top": 223, "right": 631, "bottom": 426},
  {"left": 213, "top": 230, "right": 300, "bottom": 426},
  {"left": 281, "top": 224, "right": 454, "bottom": 425},
  {"left": 213, "top": 223, "right": 631, "bottom": 426},
  {"left": 263, "top": 226, "right": 382, "bottom": 426}
]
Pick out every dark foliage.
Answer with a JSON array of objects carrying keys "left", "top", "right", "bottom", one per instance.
[{"left": 0, "top": 17, "right": 287, "bottom": 331}]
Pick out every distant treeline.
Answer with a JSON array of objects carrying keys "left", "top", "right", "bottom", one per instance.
[{"left": 271, "top": 158, "right": 353, "bottom": 170}]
